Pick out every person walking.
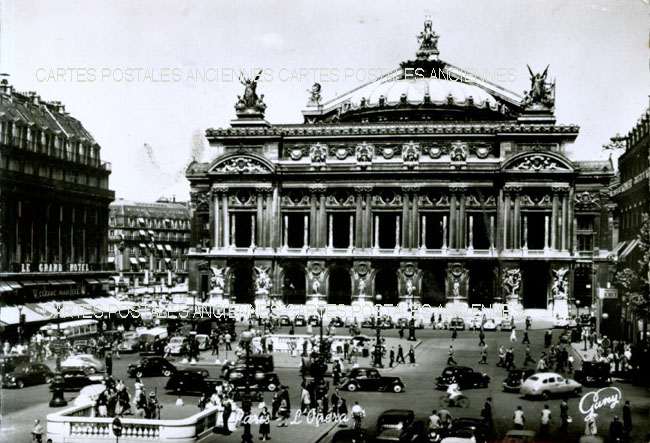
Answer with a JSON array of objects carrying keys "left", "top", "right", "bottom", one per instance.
[
  {"left": 271, "top": 390, "right": 281, "bottom": 421},
  {"left": 224, "top": 332, "right": 232, "bottom": 351},
  {"left": 221, "top": 397, "right": 233, "bottom": 434},
  {"left": 258, "top": 406, "right": 271, "bottom": 441},
  {"left": 540, "top": 404, "right": 551, "bottom": 438},
  {"left": 497, "top": 346, "right": 505, "bottom": 367},
  {"left": 389, "top": 347, "right": 395, "bottom": 368},
  {"left": 32, "top": 419, "right": 44, "bottom": 443},
  {"left": 396, "top": 344, "right": 406, "bottom": 364},
  {"left": 523, "top": 346, "right": 535, "bottom": 367},
  {"left": 609, "top": 416, "right": 623, "bottom": 442},
  {"left": 509, "top": 326, "right": 517, "bottom": 343},
  {"left": 481, "top": 397, "right": 493, "bottom": 430},
  {"left": 398, "top": 327, "right": 404, "bottom": 340},
  {"left": 451, "top": 329, "right": 458, "bottom": 341},
  {"left": 505, "top": 347, "right": 515, "bottom": 370},
  {"left": 105, "top": 352, "right": 113, "bottom": 377},
  {"left": 623, "top": 400, "right": 632, "bottom": 434},
  {"left": 447, "top": 345, "right": 457, "bottom": 365},
  {"left": 331, "top": 389, "right": 340, "bottom": 415},
  {"left": 277, "top": 397, "right": 289, "bottom": 427},
  {"left": 301, "top": 385, "right": 311, "bottom": 414},
  {"left": 478, "top": 330, "right": 486, "bottom": 347},
  {"left": 351, "top": 401, "right": 365, "bottom": 431},
  {"left": 408, "top": 345, "right": 416, "bottom": 367},
  {"left": 522, "top": 331, "right": 530, "bottom": 344},
  {"left": 478, "top": 345, "right": 488, "bottom": 365},
  {"left": 544, "top": 329, "right": 552, "bottom": 348},
  {"left": 560, "top": 399, "right": 569, "bottom": 433},
  {"left": 513, "top": 406, "right": 525, "bottom": 430}
]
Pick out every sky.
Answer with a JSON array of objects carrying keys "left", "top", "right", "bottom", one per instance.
[{"left": 3, "top": 0, "right": 649, "bottom": 201}]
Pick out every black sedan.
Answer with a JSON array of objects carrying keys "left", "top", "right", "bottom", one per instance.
[
  {"left": 2, "top": 363, "right": 53, "bottom": 388},
  {"left": 574, "top": 362, "right": 612, "bottom": 387},
  {"left": 308, "top": 315, "right": 321, "bottom": 326},
  {"left": 127, "top": 357, "right": 177, "bottom": 378},
  {"left": 450, "top": 417, "right": 490, "bottom": 443},
  {"left": 339, "top": 367, "right": 405, "bottom": 393},
  {"left": 227, "top": 370, "right": 282, "bottom": 392},
  {"left": 503, "top": 368, "right": 536, "bottom": 392},
  {"left": 329, "top": 316, "right": 344, "bottom": 327},
  {"left": 294, "top": 315, "right": 306, "bottom": 327},
  {"left": 435, "top": 366, "right": 490, "bottom": 390},
  {"left": 53, "top": 369, "right": 106, "bottom": 391},
  {"left": 375, "top": 409, "right": 427, "bottom": 443}
]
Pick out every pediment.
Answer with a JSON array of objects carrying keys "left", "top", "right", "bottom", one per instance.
[
  {"left": 208, "top": 154, "right": 274, "bottom": 174},
  {"left": 502, "top": 152, "right": 573, "bottom": 172}
]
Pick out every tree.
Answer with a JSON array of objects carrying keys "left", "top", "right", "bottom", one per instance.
[{"left": 615, "top": 213, "right": 650, "bottom": 340}]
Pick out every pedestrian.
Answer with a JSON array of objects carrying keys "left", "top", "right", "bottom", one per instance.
[
  {"left": 222, "top": 397, "right": 233, "bottom": 434},
  {"left": 523, "top": 346, "right": 535, "bottom": 367},
  {"left": 522, "top": 331, "right": 530, "bottom": 344},
  {"left": 333, "top": 360, "right": 342, "bottom": 385},
  {"left": 258, "top": 406, "right": 271, "bottom": 441},
  {"left": 447, "top": 345, "right": 457, "bottom": 365},
  {"left": 505, "top": 347, "right": 515, "bottom": 370},
  {"left": 399, "top": 327, "right": 404, "bottom": 339},
  {"left": 429, "top": 409, "right": 441, "bottom": 431},
  {"left": 513, "top": 406, "right": 525, "bottom": 430},
  {"left": 560, "top": 399, "right": 569, "bottom": 433},
  {"left": 537, "top": 353, "right": 547, "bottom": 371},
  {"left": 277, "top": 397, "right": 289, "bottom": 427},
  {"left": 540, "top": 404, "right": 551, "bottom": 437},
  {"left": 211, "top": 335, "right": 219, "bottom": 356},
  {"left": 32, "top": 419, "right": 44, "bottom": 443},
  {"left": 105, "top": 352, "right": 113, "bottom": 377},
  {"left": 584, "top": 414, "right": 598, "bottom": 436},
  {"left": 525, "top": 316, "right": 531, "bottom": 331},
  {"left": 509, "top": 326, "right": 517, "bottom": 342},
  {"left": 343, "top": 341, "right": 350, "bottom": 360},
  {"left": 396, "top": 344, "right": 406, "bottom": 364},
  {"left": 451, "top": 329, "right": 458, "bottom": 341},
  {"left": 623, "top": 400, "right": 632, "bottom": 433},
  {"left": 351, "top": 401, "right": 365, "bottom": 431},
  {"left": 224, "top": 332, "right": 232, "bottom": 351},
  {"left": 389, "top": 347, "right": 395, "bottom": 368},
  {"left": 545, "top": 329, "right": 552, "bottom": 348},
  {"left": 609, "top": 416, "right": 623, "bottom": 442},
  {"left": 478, "top": 330, "right": 485, "bottom": 347},
  {"left": 175, "top": 395, "right": 184, "bottom": 407},
  {"left": 271, "top": 390, "right": 281, "bottom": 420},
  {"left": 408, "top": 345, "right": 416, "bottom": 367},
  {"left": 567, "top": 354, "right": 574, "bottom": 373},
  {"left": 301, "top": 385, "right": 311, "bottom": 414},
  {"left": 481, "top": 397, "right": 493, "bottom": 429},
  {"left": 331, "top": 389, "right": 340, "bottom": 415},
  {"left": 478, "top": 345, "right": 488, "bottom": 365},
  {"left": 198, "top": 393, "right": 208, "bottom": 410},
  {"left": 497, "top": 346, "right": 505, "bottom": 367}
]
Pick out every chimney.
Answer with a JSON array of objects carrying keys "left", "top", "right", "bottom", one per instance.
[{"left": 28, "top": 91, "right": 40, "bottom": 105}]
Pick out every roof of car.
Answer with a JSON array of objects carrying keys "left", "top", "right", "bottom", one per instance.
[{"left": 379, "top": 409, "right": 414, "bottom": 416}]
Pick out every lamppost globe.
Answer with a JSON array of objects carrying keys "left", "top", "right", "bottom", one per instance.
[
  {"left": 317, "top": 306, "right": 326, "bottom": 317},
  {"left": 241, "top": 331, "right": 254, "bottom": 343},
  {"left": 602, "top": 313, "right": 609, "bottom": 320},
  {"left": 375, "top": 294, "right": 382, "bottom": 302}
]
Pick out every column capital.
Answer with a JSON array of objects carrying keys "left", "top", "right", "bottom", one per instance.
[
  {"left": 400, "top": 186, "right": 420, "bottom": 194},
  {"left": 449, "top": 185, "right": 467, "bottom": 193},
  {"left": 551, "top": 185, "right": 570, "bottom": 194},
  {"left": 210, "top": 184, "right": 230, "bottom": 194},
  {"left": 354, "top": 185, "right": 374, "bottom": 194},
  {"left": 309, "top": 185, "right": 327, "bottom": 194},
  {"left": 503, "top": 185, "right": 523, "bottom": 194},
  {"left": 254, "top": 185, "right": 274, "bottom": 194}
]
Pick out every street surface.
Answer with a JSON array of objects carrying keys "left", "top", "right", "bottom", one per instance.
[{"left": 1, "top": 324, "right": 649, "bottom": 443}]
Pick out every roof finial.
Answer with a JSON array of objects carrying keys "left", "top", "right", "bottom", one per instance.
[{"left": 416, "top": 16, "right": 439, "bottom": 60}]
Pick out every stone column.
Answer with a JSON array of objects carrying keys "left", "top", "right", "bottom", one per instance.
[
  {"left": 319, "top": 193, "right": 327, "bottom": 248},
  {"left": 303, "top": 214, "right": 309, "bottom": 250},
  {"left": 411, "top": 191, "right": 419, "bottom": 249},
  {"left": 250, "top": 214, "right": 256, "bottom": 248},
  {"left": 230, "top": 214, "right": 236, "bottom": 247},
  {"left": 467, "top": 215, "right": 474, "bottom": 252},
  {"left": 395, "top": 215, "right": 401, "bottom": 250},
  {"left": 222, "top": 193, "right": 229, "bottom": 248},
  {"left": 310, "top": 192, "right": 318, "bottom": 248},
  {"left": 503, "top": 192, "right": 511, "bottom": 250},
  {"left": 401, "top": 193, "right": 410, "bottom": 249},
  {"left": 327, "top": 214, "right": 333, "bottom": 250},
  {"left": 211, "top": 191, "right": 219, "bottom": 248},
  {"left": 282, "top": 215, "right": 289, "bottom": 250},
  {"left": 561, "top": 194, "right": 568, "bottom": 251},
  {"left": 355, "top": 193, "right": 363, "bottom": 248},
  {"left": 513, "top": 193, "right": 521, "bottom": 249},
  {"left": 365, "top": 192, "right": 373, "bottom": 248},
  {"left": 449, "top": 193, "right": 457, "bottom": 249},
  {"left": 348, "top": 214, "right": 354, "bottom": 249},
  {"left": 255, "top": 191, "right": 263, "bottom": 247},
  {"left": 544, "top": 215, "right": 550, "bottom": 251},
  {"left": 551, "top": 192, "right": 559, "bottom": 250},
  {"left": 489, "top": 215, "right": 495, "bottom": 250},
  {"left": 373, "top": 215, "right": 380, "bottom": 249},
  {"left": 420, "top": 214, "right": 427, "bottom": 249},
  {"left": 266, "top": 190, "right": 274, "bottom": 249},
  {"left": 459, "top": 192, "right": 466, "bottom": 249},
  {"left": 568, "top": 188, "right": 575, "bottom": 253},
  {"left": 523, "top": 216, "right": 529, "bottom": 250},
  {"left": 442, "top": 215, "right": 448, "bottom": 250}
]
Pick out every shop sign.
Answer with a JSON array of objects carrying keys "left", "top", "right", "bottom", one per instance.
[
  {"left": 579, "top": 386, "right": 622, "bottom": 421},
  {"left": 32, "top": 287, "right": 81, "bottom": 299},
  {"left": 20, "top": 263, "right": 89, "bottom": 273},
  {"left": 598, "top": 288, "right": 618, "bottom": 299}
]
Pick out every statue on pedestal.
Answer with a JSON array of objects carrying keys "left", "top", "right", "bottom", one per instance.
[
  {"left": 502, "top": 268, "right": 521, "bottom": 302},
  {"left": 522, "top": 65, "right": 555, "bottom": 111},
  {"left": 254, "top": 267, "right": 272, "bottom": 296},
  {"left": 358, "top": 278, "right": 366, "bottom": 296},
  {"left": 552, "top": 267, "right": 569, "bottom": 300},
  {"left": 235, "top": 70, "right": 267, "bottom": 115},
  {"left": 406, "top": 279, "right": 416, "bottom": 297},
  {"left": 209, "top": 266, "right": 225, "bottom": 294}
]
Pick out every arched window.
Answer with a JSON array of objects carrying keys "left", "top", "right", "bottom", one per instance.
[{"left": 328, "top": 267, "right": 352, "bottom": 305}]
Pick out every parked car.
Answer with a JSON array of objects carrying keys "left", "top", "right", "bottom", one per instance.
[
  {"left": 165, "top": 369, "right": 221, "bottom": 395},
  {"left": 339, "top": 367, "right": 405, "bottom": 393},
  {"left": 74, "top": 383, "right": 106, "bottom": 406},
  {"left": 61, "top": 354, "right": 105, "bottom": 374},
  {"left": 221, "top": 354, "right": 274, "bottom": 378},
  {"left": 294, "top": 315, "right": 306, "bottom": 327},
  {"left": 127, "top": 357, "right": 177, "bottom": 378},
  {"left": 503, "top": 368, "right": 536, "bottom": 392},
  {"left": 279, "top": 315, "right": 292, "bottom": 326},
  {"left": 553, "top": 317, "right": 571, "bottom": 328},
  {"left": 117, "top": 337, "right": 140, "bottom": 353},
  {"left": 0, "top": 355, "right": 30, "bottom": 374},
  {"left": 344, "top": 317, "right": 358, "bottom": 327},
  {"left": 520, "top": 372, "right": 582, "bottom": 399},
  {"left": 361, "top": 316, "right": 376, "bottom": 328},
  {"left": 396, "top": 317, "right": 424, "bottom": 329},
  {"left": 503, "top": 430, "right": 537, "bottom": 443},
  {"left": 308, "top": 315, "right": 321, "bottom": 326},
  {"left": 436, "top": 366, "right": 490, "bottom": 390},
  {"left": 2, "top": 363, "right": 53, "bottom": 388},
  {"left": 329, "top": 316, "right": 344, "bottom": 327},
  {"left": 448, "top": 417, "right": 489, "bottom": 443},
  {"left": 375, "top": 410, "right": 426, "bottom": 443},
  {"left": 54, "top": 369, "right": 106, "bottom": 391},
  {"left": 195, "top": 334, "right": 210, "bottom": 351},
  {"left": 378, "top": 315, "right": 394, "bottom": 329},
  {"left": 331, "top": 429, "right": 366, "bottom": 443},
  {"left": 449, "top": 317, "right": 465, "bottom": 331},
  {"left": 168, "top": 336, "right": 189, "bottom": 355},
  {"left": 482, "top": 319, "right": 497, "bottom": 331},
  {"left": 122, "top": 331, "right": 139, "bottom": 340},
  {"left": 467, "top": 317, "right": 482, "bottom": 330},
  {"left": 227, "top": 370, "right": 282, "bottom": 392},
  {"left": 574, "top": 362, "right": 612, "bottom": 387}
]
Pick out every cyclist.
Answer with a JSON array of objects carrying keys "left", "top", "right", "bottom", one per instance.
[{"left": 446, "top": 378, "right": 462, "bottom": 406}]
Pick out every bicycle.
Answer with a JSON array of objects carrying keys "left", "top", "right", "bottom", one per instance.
[{"left": 439, "top": 394, "right": 469, "bottom": 408}]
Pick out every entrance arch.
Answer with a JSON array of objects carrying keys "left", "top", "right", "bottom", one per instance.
[
  {"left": 328, "top": 267, "right": 352, "bottom": 305},
  {"left": 282, "top": 265, "right": 307, "bottom": 305},
  {"left": 468, "top": 263, "right": 495, "bottom": 306},
  {"left": 231, "top": 263, "right": 254, "bottom": 304},
  {"left": 374, "top": 268, "right": 399, "bottom": 305}
]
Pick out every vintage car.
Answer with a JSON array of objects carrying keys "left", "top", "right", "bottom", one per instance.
[
  {"left": 436, "top": 366, "right": 490, "bottom": 390},
  {"left": 396, "top": 317, "right": 425, "bottom": 329},
  {"left": 503, "top": 368, "right": 536, "bottom": 392},
  {"left": 165, "top": 369, "right": 221, "bottom": 395},
  {"left": 308, "top": 315, "right": 321, "bottom": 326},
  {"left": 377, "top": 315, "right": 394, "bottom": 329},
  {"left": 127, "top": 357, "right": 177, "bottom": 378},
  {"left": 0, "top": 355, "right": 30, "bottom": 374},
  {"left": 448, "top": 417, "right": 489, "bottom": 443},
  {"left": 375, "top": 410, "right": 426, "bottom": 443},
  {"left": 339, "top": 367, "right": 405, "bottom": 393},
  {"left": 361, "top": 316, "right": 376, "bottom": 328},
  {"left": 520, "top": 372, "right": 582, "bottom": 399},
  {"left": 54, "top": 369, "right": 106, "bottom": 391},
  {"left": 117, "top": 337, "right": 140, "bottom": 353},
  {"left": 482, "top": 319, "right": 497, "bottom": 331},
  {"left": 221, "top": 354, "right": 274, "bottom": 378},
  {"left": 331, "top": 429, "right": 366, "bottom": 443},
  {"left": 61, "top": 354, "right": 105, "bottom": 374},
  {"left": 574, "top": 362, "right": 612, "bottom": 387},
  {"left": 168, "top": 336, "right": 189, "bottom": 355},
  {"left": 227, "top": 370, "right": 282, "bottom": 392},
  {"left": 195, "top": 334, "right": 210, "bottom": 351},
  {"left": 278, "top": 315, "right": 292, "bottom": 326},
  {"left": 503, "top": 430, "right": 538, "bottom": 443},
  {"left": 293, "top": 315, "right": 306, "bottom": 327},
  {"left": 329, "top": 316, "right": 345, "bottom": 327},
  {"left": 448, "top": 317, "right": 466, "bottom": 331},
  {"left": 2, "top": 363, "right": 53, "bottom": 388}
]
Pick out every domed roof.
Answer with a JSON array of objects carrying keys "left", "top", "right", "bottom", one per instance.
[{"left": 346, "top": 76, "right": 500, "bottom": 110}]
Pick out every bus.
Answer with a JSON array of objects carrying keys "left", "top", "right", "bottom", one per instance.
[{"left": 40, "top": 319, "right": 99, "bottom": 341}]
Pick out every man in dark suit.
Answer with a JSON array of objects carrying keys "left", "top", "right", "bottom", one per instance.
[
  {"left": 389, "top": 347, "right": 395, "bottom": 368},
  {"left": 481, "top": 397, "right": 493, "bottom": 430},
  {"left": 560, "top": 398, "right": 569, "bottom": 433}
]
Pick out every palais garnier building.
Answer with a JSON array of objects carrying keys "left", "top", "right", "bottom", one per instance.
[{"left": 186, "top": 20, "right": 616, "bottom": 320}]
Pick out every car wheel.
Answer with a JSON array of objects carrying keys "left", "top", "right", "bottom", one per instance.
[
  {"left": 346, "top": 383, "right": 357, "bottom": 392},
  {"left": 136, "top": 371, "right": 144, "bottom": 378},
  {"left": 162, "top": 369, "right": 172, "bottom": 377},
  {"left": 392, "top": 384, "right": 403, "bottom": 393},
  {"left": 17, "top": 380, "right": 24, "bottom": 389},
  {"left": 87, "top": 367, "right": 96, "bottom": 375},
  {"left": 267, "top": 383, "right": 277, "bottom": 392},
  {"left": 542, "top": 391, "right": 550, "bottom": 400}
]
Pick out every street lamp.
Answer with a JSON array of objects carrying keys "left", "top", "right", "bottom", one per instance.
[
  {"left": 189, "top": 290, "right": 198, "bottom": 331},
  {"left": 317, "top": 305, "right": 327, "bottom": 358},
  {"left": 17, "top": 306, "right": 23, "bottom": 344},
  {"left": 49, "top": 302, "right": 67, "bottom": 407},
  {"left": 374, "top": 294, "right": 383, "bottom": 368},
  {"left": 239, "top": 331, "right": 254, "bottom": 443},
  {"left": 407, "top": 302, "right": 417, "bottom": 341}
]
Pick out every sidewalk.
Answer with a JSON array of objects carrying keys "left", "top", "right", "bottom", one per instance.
[{"left": 570, "top": 341, "right": 598, "bottom": 362}]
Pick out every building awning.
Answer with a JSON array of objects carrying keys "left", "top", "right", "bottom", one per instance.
[
  {"left": 20, "top": 280, "right": 47, "bottom": 287},
  {"left": 129, "top": 257, "right": 138, "bottom": 265},
  {"left": 0, "top": 305, "right": 50, "bottom": 325},
  {"left": 85, "top": 278, "right": 100, "bottom": 284},
  {"left": 0, "top": 282, "right": 14, "bottom": 292},
  {"left": 5, "top": 281, "right": 22, "bottom": 289},
  {"left": 54, "top": 279, "right": 76, "bottom": 285},
  {"left": 96, "top": 278, "right": 110, "bottom": 285},
  {"left": 138, "top": 257, "right": 146, "bottom": 263},
  {"left": 156, "top": 244, "right": 164, "bottom": 251},
  {"left": 620, "top": 239, "right": 639, "bottom": 259},
  {"left": 165, "top": 244, "right": 172, "bottom": 252},
  {"left": 139, "top": 243, "right": 147, "bottom": 249}
]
